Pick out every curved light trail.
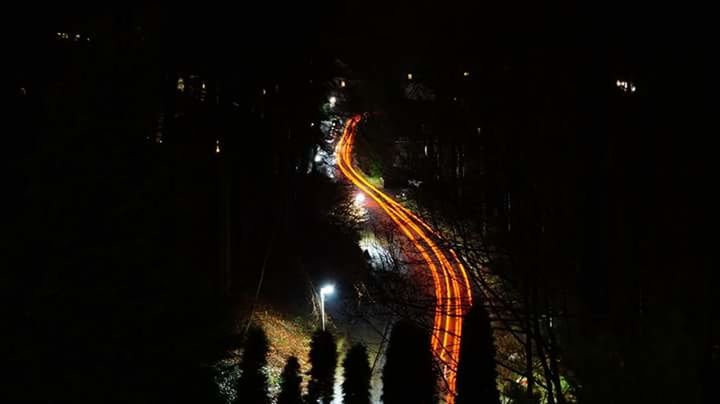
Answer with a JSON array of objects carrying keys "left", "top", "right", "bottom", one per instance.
[{"left": 336, "top": 115, "right": 473, "bottom": 403}]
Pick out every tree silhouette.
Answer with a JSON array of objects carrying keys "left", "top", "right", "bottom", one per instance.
[
  {"left": 306, "top": 329, "right": 338, "bottom": 404},
  {"left": 382, "top": 320, "right": 437, "bottom": 404},
  {"left": 236, "top": 326, "right": 270, "bottom": 404},
  {"left": 277, "top": 356, "right": 303, "bottom": 404},
  {"left": 342, "top": 343, "right": 371, "bottom": 404},
  {"left": 456, "top": 303, "right": 501, "bottom": 404}
]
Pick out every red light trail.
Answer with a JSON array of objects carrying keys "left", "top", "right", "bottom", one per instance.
[{"left": 336, "top": 115, "right": 473, "bottom": 403}]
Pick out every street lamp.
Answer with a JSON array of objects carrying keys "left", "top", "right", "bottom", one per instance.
[
  {"left": 320, "top": 284, "right": 335, "bottom": 331},
  {"left": 354, "top": 192, "right": 365, "bottom": 206}
]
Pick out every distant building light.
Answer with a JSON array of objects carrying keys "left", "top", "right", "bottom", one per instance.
[
  {"left": 310, "top": 122, "right": 315, "bottom": 127},
  {"left": 463, "top": 71, "right": 470, "bottom": 77},
  {"left": 262, "top": 88, "right": 267, "bottom": 96},
  {"left": 407, "top": 73, "right": 413, "bottom": 80},
  {"left": 329, "top": 96, "right": 337, "bottom": 107},
  {"left": 340, "top": 80, "right": 346, "bottom": 88},
  {"left": 616, "top": 79, "right": 637, "bottom": 94},
  {"left": 176, "top": 77, "right": 185, "bottom": 92},
  {"left": 75, "top": 33, "right": 81, "bottom": 41},
  {"left": 215, "top": 139, "right": 221, "bottom": 154},
  {"left": 201, "top": 82, "right": 206, "bottom": 90}
]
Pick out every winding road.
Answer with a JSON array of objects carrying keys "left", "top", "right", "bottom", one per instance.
[{"left": 336, "top": 115, "right": 473, "bottom": 403}]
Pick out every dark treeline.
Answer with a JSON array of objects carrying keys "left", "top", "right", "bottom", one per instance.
[
  {"left": 228, "top": 321, "right": 495, "bottom": 404},
  {"left": 353, "top": 44, "right": 711, "bottom": 402},
  {"left": 6, "top": 4, "right": 358, "bottom": 403},
  {"left": 346, "top": 13, "right": 711, "bottom": 400}
]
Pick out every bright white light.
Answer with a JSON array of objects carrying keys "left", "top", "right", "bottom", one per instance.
[
  {"left": 340, "top": 80, "right": 346, "bottom": 88},
  {"left": 315, "top": 149, "right": 329, "bottom": 163},
  {"left": 463, "top": 71, "right": 470, "bottom": 77},
  {"left": 262, "top": 88, "right": 267, "bottom": 95},
  {"left": 215, "top": 139, "right": 220, "bottom": 154},
  {"left": 329, "top": 96, "right": 337, "bottom": 106},
  {"left": 320, "top": 285, "right": 335, "bottom": 296},
  {"left": 310, "top": 122, "right": 315, "bottom": 127},
  {"left": 354, "top": 193, "right": 366, "bottom": 206},
  {"left": 176, "top": 77, "right": 185, "bottom": 92},
  {"left": 202, "top": 82, "right": 206, "bottom": 90},
  {"left": 407, "top": 73, "right": 413, "bottom": 80},
  {"left": 616, "top": 79, "right": 637, "bottom": 94}
]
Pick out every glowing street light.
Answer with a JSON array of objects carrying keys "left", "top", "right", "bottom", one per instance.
[
  {"left": 354, "top": 192, "right": 366, "bottom": 206},
  {"left": 320, "top": 284, "right": 335, "bottom": 331}
]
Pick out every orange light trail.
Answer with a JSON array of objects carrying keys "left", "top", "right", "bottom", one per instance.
[{"left": 336, "top": 115, "right": 473, "bottom": 403}]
